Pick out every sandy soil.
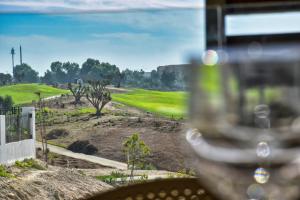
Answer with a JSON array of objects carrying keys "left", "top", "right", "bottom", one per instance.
[{"left": 0, "top": 166, "right": 111, "bottom": 200}]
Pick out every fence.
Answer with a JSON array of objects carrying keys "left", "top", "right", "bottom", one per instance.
[{"left": 0, "top": 107, "right": 36, "bottom": 165}]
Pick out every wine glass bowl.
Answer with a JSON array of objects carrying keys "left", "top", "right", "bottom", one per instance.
[{"left": 186, "top": 44, "right": 300, "bottom": 199}]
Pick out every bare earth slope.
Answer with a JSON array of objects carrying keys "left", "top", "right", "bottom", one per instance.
[
  {"left": 42, "top": 101, "right": 187, "bottom": 171},
  {"left": 0, "top": 168, "right": 111, "bottom": 200}
]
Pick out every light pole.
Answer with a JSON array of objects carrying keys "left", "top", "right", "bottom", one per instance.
[{"left": 11, "top": 48, "right": 15, "bottom": 78}]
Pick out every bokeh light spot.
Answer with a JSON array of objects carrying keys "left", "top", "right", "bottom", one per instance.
[
  {"left": 202, "top": 50, "right": 219, "bottom": 66},
  {"left": 254, "top": 168, "right": 270, "bottom": 184}
]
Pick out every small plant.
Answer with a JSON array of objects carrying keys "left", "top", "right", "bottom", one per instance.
[
  {"left": 137, "top": 163, "right": 156, "bottom": 170},
  {"left": 96, "top": 171, "right": 127, "bottom": 184},
  {"left": 0, "top": 165, "right": 13, "bottom": 178},
  {"left": 47, "top": 152, "right": 59, "bottom": 163},
  {"left": 137, "top": 173, "right": 148, "bottom": 183},
  {"left": 15, "top": 159, "right": 45, "bottom": 170},
  {"left": 167, "top": 168, "right": 196, "bottom": 178},
  {"left": 123, "top": 133, "right": 151, "bottom": 180},
  {"left": 176, "top": 168, "right": 196, "bottom": 177}
]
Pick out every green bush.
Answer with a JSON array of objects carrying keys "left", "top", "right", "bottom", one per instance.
[
  {"left": 123, "top": 133, "right": 151, "bottom": 179},
  {"left": 0, "top": 165, "right": 13, "bottom": 178},
  {"left": 15, "top": 159, "right": 45, "bottom": 170},
  {"left": 0, "top": 95, "right": 14, "bottom": 111},
  {"left": 96, "top": 171, "right": 126, "bottom": 184}
]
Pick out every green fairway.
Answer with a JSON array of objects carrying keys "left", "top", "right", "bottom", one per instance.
[
  {"left": 0, "top": 84, "right": 69, "bottom": 105},
  {"left": 112, "top": 89, "right": 187, "bottom": 119}
]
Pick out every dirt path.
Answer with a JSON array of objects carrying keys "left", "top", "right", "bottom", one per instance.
[{"left": 36, "top": 142, "right": 127, "bottom": 170}]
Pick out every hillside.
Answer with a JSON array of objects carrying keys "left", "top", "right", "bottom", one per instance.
[{"left": 0, "top": 84, "right": 69, "bottom": 105}]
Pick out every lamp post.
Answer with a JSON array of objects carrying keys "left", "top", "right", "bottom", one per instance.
[{"left": 10, "top": 48, "right": 15, "bottom": 78}]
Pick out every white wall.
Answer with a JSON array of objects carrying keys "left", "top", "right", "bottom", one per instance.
[{"left": 0, "top": 107, "right": 36, "bottom": 165}]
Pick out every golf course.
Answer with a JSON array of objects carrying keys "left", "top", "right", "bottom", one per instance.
[
  {"left": 112, "top": 89, "right": 187, "bottom": 118},
  {"left": 0, "top": 84, "right": 69, "bottom": 105},
  {"left": 0, "top": 84, "right": 187, "bottom": 118}
]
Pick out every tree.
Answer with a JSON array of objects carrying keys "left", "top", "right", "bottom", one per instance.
[
  {"left": 42, "top": 62, "right": 80, "bottom": 84},
  {"left": 68, "top": 82, "right": 86, "bottom": 105},
  {"left": 14, "top": 63, "right": 39, "bottom": 83},
  {"left": 114, "top": 70, "right": 122, "bottom": 88},
  {"left": 0, "top": 73, "right": 12, "bottom": 85},
  {"left": 63, "top": 62, "right": 80, "bottom": 83},
  {"left": 161, "top": 70, "right": 176, "bottom": 89},
  {"left": 80, "top": 59, "right": 100, "bottom": 81},
  {"left": 85, "top": 81, "right": 111, "bottom": 117},
  {"left": 41, "top": 70, "right": 55, "bottom": 85},
  {"left": 81, "top": 59, "right": 121, "bottom": 85},
  {"left": 150, "top": 70, "right": 160, "bottom": 88},
  {"left": 0, "top": 96, "right": 14, "bottom": 111},
  {"left": 35, "top": 92, "right": 48, "bottom": 167},
  {"left": 123, "top": 133, "right": 151, "bottom": 180},
  {"left": 121, "top": 69, "right": 147, "bottom": 88},
  {"left": 50, "top": 61, "right": 65, "bottom": 83}
]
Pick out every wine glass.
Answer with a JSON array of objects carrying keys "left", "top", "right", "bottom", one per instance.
[{"left": 185, "top": 40, "right": 300, "bottom": 199}]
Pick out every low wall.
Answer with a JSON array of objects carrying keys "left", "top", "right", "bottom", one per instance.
[
  {"left": 0, "top": 139, "right": 36, "bottom": 165},
  {"left": 0, "top": 107, "right": 36, "bottom": 165}
]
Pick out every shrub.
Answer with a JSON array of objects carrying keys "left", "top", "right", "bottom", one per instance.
[
  {"left": 123, "top": 133, "right": 151, "bottom": 179},
  {"left": 0, "top": 165, "right": 13, "bottom": 178},
  {"left": 15, "top": 159, "right": 45, "bottom": 170},
  {"left": 0, "top": 95, "right": 14, "bottom": 112},
  {"left": 96, "top": 171, "right": 127, "bottom": 184},
  {"left": 67, "top": 140, "right": 98, "bottom": 155}
]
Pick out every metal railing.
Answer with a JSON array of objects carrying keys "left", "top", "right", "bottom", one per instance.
[{"left": 0, "top": 107, "right": 32, "bottom": 143}]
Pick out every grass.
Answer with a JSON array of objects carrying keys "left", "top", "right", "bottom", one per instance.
[
  {"left": 96, "top": 171, "right": 127, "bottom": 184},
  {"left": 0, "top": 83, "right": 69, "bottom": 105},
  {"left": 0, "top": 165, "right": 14, "bottom": 178},
  {"left": 96, "top": 171, "right": 149, "bottom": 185},
  {"left": 65, "top": 107, "right": 96, "bottom": 117},
  {"left": 112, "top": 89, "right": 187, "bottom": 119},
  {"left": 46, "top": 141, "right": 67, "bottom": 148}
]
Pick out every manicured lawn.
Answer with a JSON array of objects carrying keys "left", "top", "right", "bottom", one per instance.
[
  {"left": 0, "top": 84, "right": 69, "bottom": 105},
  {"left": 112, "top": 89, "right": 187, "bottom": 119}
]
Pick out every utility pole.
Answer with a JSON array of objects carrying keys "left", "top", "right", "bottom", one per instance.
[
  {"left": 19, "top": 45, "right": 23, "bottom": 65},
  {"left": 10, "top": 48, "right": 15, "bottom": 78}
]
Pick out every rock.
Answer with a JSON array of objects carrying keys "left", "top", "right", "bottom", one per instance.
[{"left": 67, "top": 140, "right": 98, "bottom": 155}]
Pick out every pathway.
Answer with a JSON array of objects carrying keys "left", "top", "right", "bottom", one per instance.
[{"left": 36, "top": 142, "right": 127, "bottom": 170}]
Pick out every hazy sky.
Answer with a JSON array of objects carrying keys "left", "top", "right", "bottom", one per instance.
[{"left": 0, "top": 0, "right": 300, "bottom": 75}]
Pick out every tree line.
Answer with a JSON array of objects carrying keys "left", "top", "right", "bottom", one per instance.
[{"left": 0, "top": 58, "right": 186, "bottom": 90}]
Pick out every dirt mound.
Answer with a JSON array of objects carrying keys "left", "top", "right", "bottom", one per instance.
[
  {"left": 46, "top": 129, "right": 69, "bottom": 140},
  {"left": 0, "top": 168, "right": 111, "bottom": 200},
  {"left": 67, "top": 140, "right": 98, "bottom": 155}
]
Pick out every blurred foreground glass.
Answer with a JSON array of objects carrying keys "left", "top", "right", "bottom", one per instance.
[
  {"left": 186, "top": 5, "right": 300, "bottom": 198},
  {"left": 187, "top": 44, "right": 300, "bottom": 200}
]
